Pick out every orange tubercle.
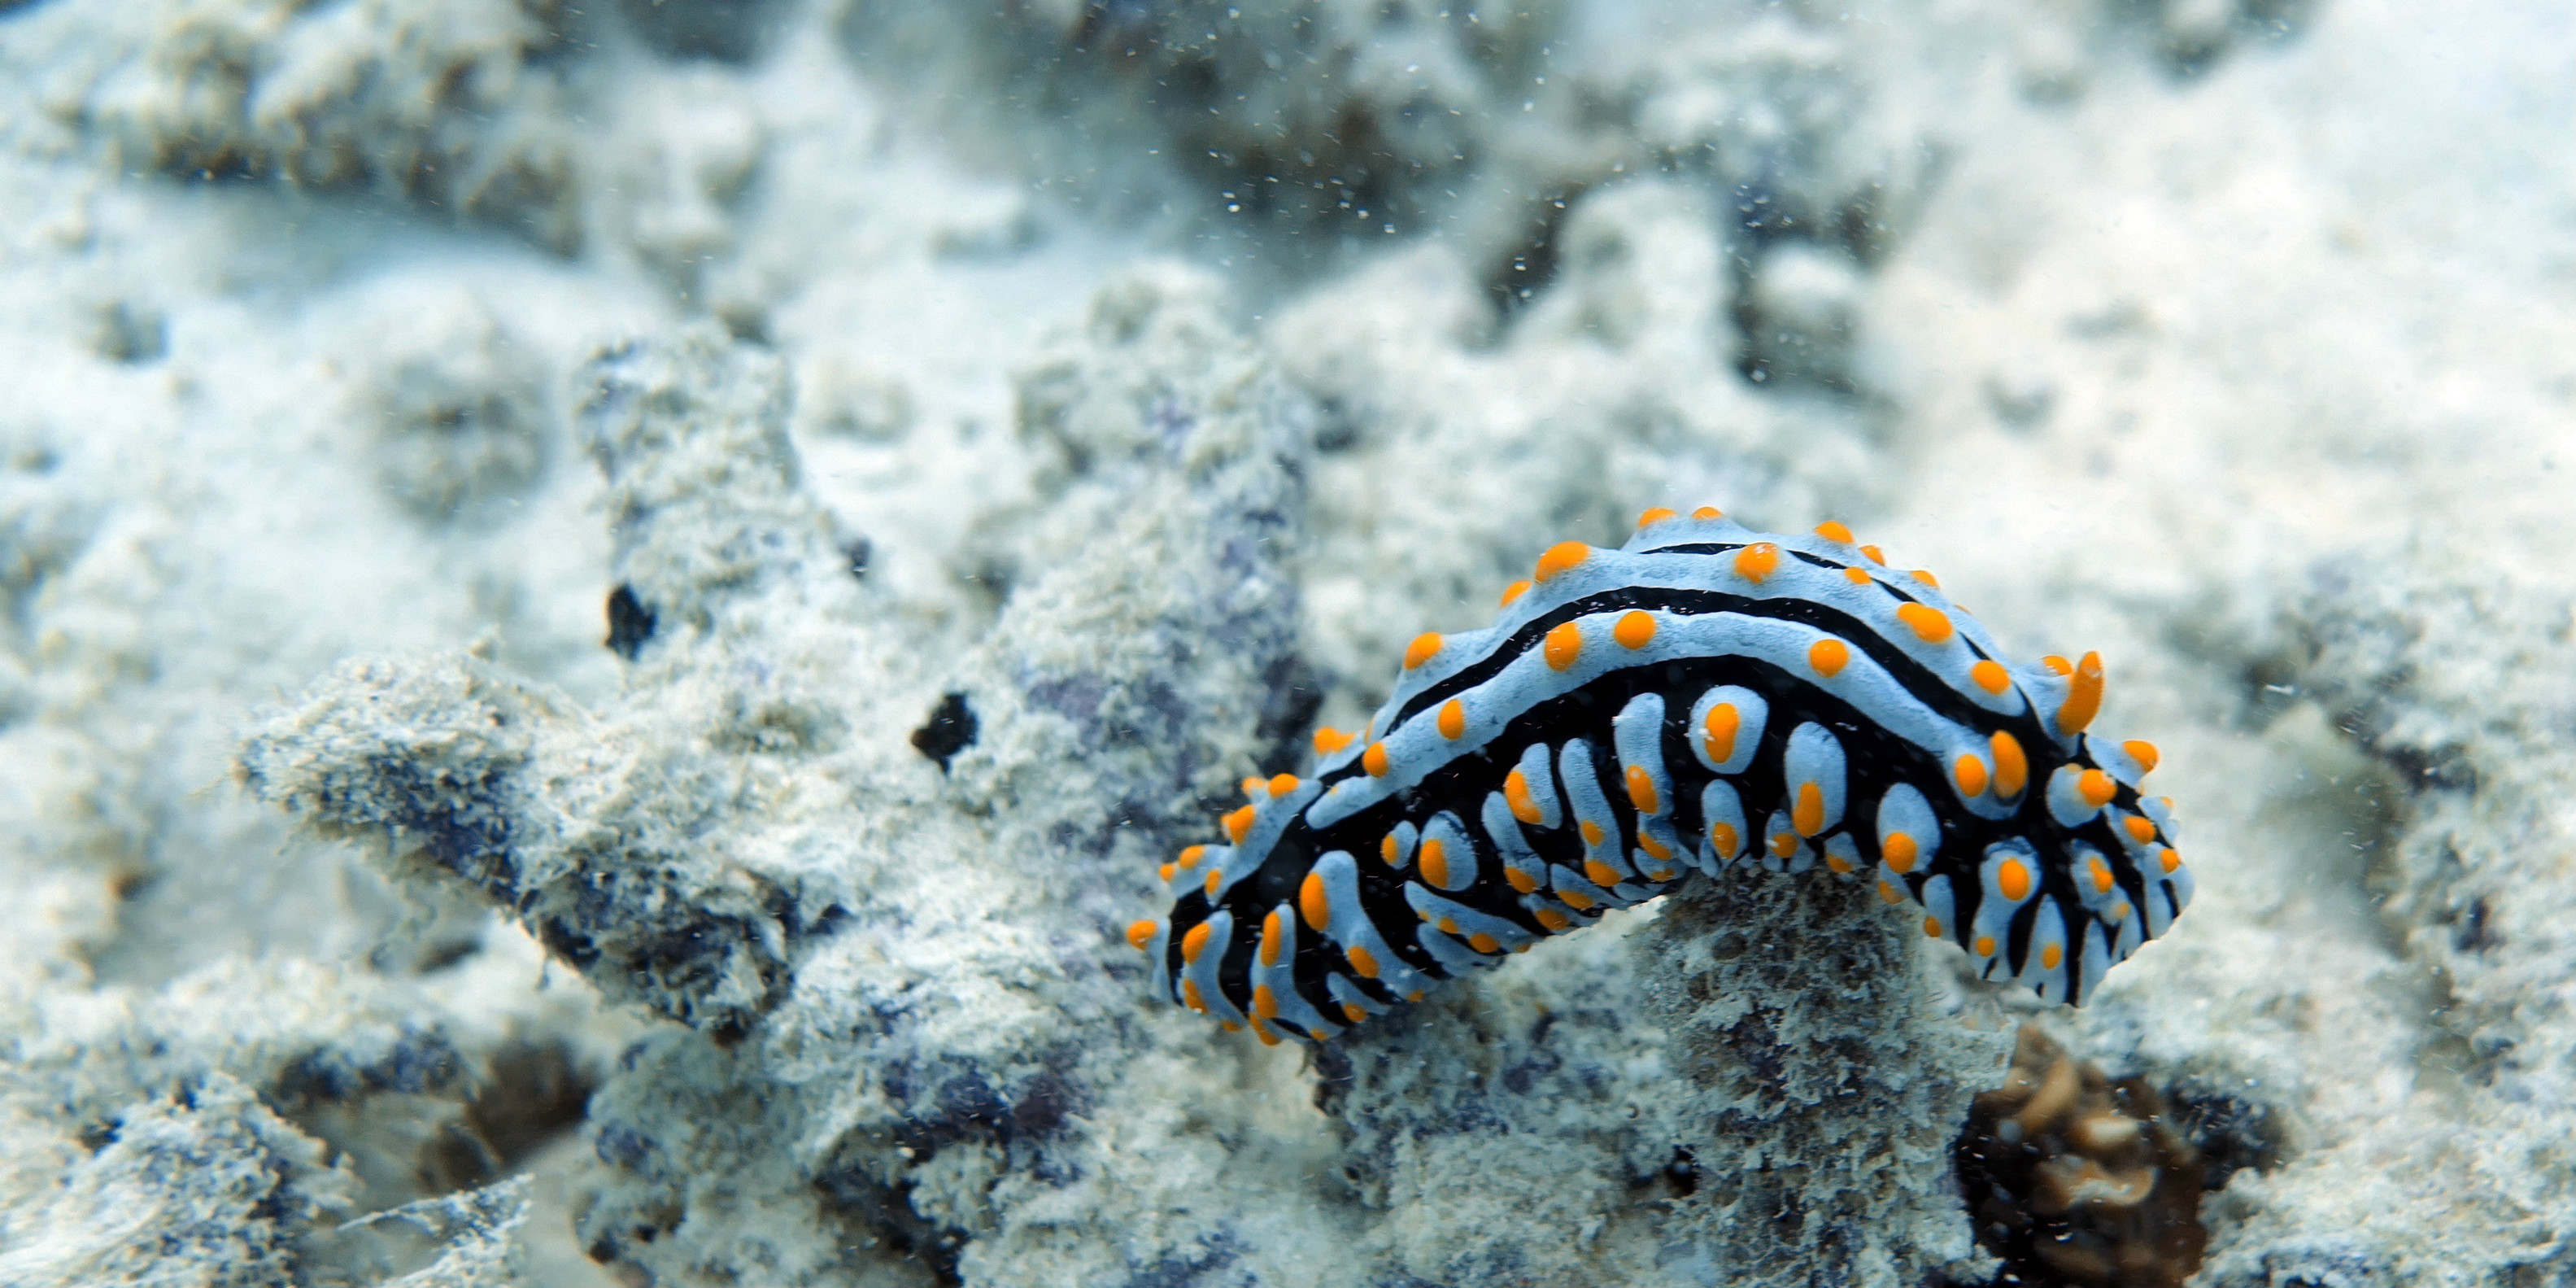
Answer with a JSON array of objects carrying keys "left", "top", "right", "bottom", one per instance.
[
  {"left": 1991, "top": 731, "right": 2029, "bottom": 798},
  {"left": 1809, "top": 639, "right": 1850, "bottom": 677},
  {"left": 1881, "top": 832, "right": 1919, "bottom": 874},
  {"left": 1127, "top": 919, "right": 1157, "bottom": 950},
  {"left": 2055, "top": 650, "right": 2104, "bottom": 735},
  {"left": 1543, "top": 621, "right": 1584, "bottom": 671},
  {"left": 1702, "top": 702, "right": 1740, "bottom": 764},
  {"left": 1625, "top": 765, "right": 1661, "bottom": 814},
  {"left": 1793, "top": 782, "right": 1825, "bottom": 836},
  {"left": 1896, "top": 603, "right": 1954, "bottom": 644},
  {"left": 1708, "top": 821, "right": 1740, "bottom": 858},
  {"left": 1534, "top": 541, "right": 1591, "bottom": 583},
  {"left": 1733, "top": 543, "right": 1780, "bottom": 583},
  {"left": 1404, "top": 632, "right": 1445, "bottom": 670},
  {"left": 1955, "top": 753, "right": 1990, "bottom": 798},
  {"left": 2077, "top": 769, "right": 2116, "bottom": 808},
  {"left": 1998, "top": 858, "right": 2032, "bottom": 902},
  {"left": 1614, "top": 609, "right": 1657, "bottom": 650}
]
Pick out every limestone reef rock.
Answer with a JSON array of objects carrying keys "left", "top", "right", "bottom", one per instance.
[
  {"left": 6, "top": 0, "right": 2576, "bottom": 1286},
  {"left": 238, "top": 290, "right": 2007, "bottom": 1287}
]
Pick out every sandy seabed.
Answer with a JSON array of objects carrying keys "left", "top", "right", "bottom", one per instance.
[{"left": 2, "top": 2, "right": 2573, "bottom": 1285}]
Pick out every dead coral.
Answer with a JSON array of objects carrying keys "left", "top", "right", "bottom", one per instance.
[
  {"left": 1955, "top": 1025, "right": 2208, "bottom": 1288},
  {"left": 52, "top": 0, "right": 585, "bottom": 249}
]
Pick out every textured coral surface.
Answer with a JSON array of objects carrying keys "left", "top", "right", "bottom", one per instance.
[{"left": 4, "top": 1, "right": 2574, "bottom": 1286}]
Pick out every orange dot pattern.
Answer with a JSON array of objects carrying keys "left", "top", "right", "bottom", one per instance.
[{"left": 1146, "top": 509, "right": 2191, "bottom": 1041}]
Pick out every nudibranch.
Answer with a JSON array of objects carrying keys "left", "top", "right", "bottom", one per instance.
[{"left": 1127, "top": 509, "right": 2191, "bottom": 1046}]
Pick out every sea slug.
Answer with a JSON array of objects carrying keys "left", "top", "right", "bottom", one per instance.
[{"left": 1130, "top": 509, "right": 2192, "bottom": 1045}]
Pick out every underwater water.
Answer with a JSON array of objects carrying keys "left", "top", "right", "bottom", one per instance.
[{"left": 1, "top": 1, "right": 2569, "bottom": 1284}]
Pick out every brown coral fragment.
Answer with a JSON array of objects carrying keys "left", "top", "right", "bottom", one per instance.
[{"left": 1955, "top": 1025, "right": 2208, "bottom": 1288}]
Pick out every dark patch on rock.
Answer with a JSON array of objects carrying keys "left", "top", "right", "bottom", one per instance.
[
  {"left": 618, "top": 0, "right": 780, "bottom": 63},
  {"left": 1485, "top": 185, "right": 1584, "bottom": 315},
  {"left": 89, "top": 299, "right": 168, "bottom": 365},
  {"left": 352, "top": 757, "right": 521, "bottom": 895},
  {"left": 1310, "top": 1041, "right": 1355, "bottom": 1117},
  {"left": 272, "top": 1027, "right": 467, "bottom": 1102},
  {"left": 460, "top": 1038, "right": 595, "bottom": 1173},
  {"left": 884, "top": 1068, "right": 1080, "bottom": 1164},
  {"left": 1665, "top": 1144, "right": 1700, "bottom": 1197},
  {"left": 2239, "top": 1242, "right": 2378, "bottom": 1288},
  {"left": 910, "top": 691, "right": 979, "bottom": 771},
  {"left": 1251, "top": 652, "right": 1323, "bottom": 776},
  {"left": 605, "top": 583, "right": 656, "bottom": 660},
  {"left": 2451, "top": 895, "right": 2500, "bottom": 955},
  {"left": 595, "top": 1123, "right": 654, "bottom": 1172},
  {"left": 2161, "top": 1085, "right": 2283, "bottom": 1194},
  {"left": 1116, "top": 1227, "right": 1249, "bottom": 1288},
  {"left": 814, "top": 1160, "right": 969, "bottom": 1286}
]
